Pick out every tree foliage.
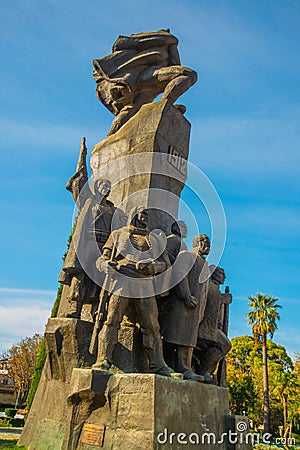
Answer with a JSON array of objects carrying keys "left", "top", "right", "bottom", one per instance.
[
  {"left": 1, "top": 334, "right": 43, "bottom": 407},
  {"left": 26, "top": 283, "right": 63, "bottom": 410},
  {"left": 245, "top": 293, "right": 281, "bottom": 434},
  {"left": 227, "top": 335, "right": 300, "bottom": 436},
  {"left": 246, "top": 293, "right": 281, "bottom": 342}
]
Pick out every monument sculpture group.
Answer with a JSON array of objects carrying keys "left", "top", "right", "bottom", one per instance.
[{"left": 20, "top": 29, "right": 250, "bottom": 450}]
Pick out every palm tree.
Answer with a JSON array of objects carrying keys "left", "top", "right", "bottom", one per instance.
[
  {"left": 246, "top": 293, "right": 281, "bottom": 434},
  {"left": 274, "top": 370, "right": 299, "bottom": 435}
]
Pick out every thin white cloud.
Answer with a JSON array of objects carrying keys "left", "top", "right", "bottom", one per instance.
[
  {"left": 0, "top": 305, "right": 51, "bottom": 354},
  {"left": 0, "top": 305, "right": 50, "bottom": 336},
  {"left": 0, "top": 288, "right": 54, "bottom": 353},
  {"left": 0, "top": 287, "right": 56, "bottom": 306},
  {"left": 0, "top": 288, "right": 56, "bottom": 295}
]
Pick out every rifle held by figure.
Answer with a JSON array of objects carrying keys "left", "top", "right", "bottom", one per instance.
[{"left": 89, "top": 237, "right": 118, "bottom": 356}]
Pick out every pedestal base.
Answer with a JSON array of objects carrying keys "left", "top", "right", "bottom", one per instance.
[
  {"left": 20, "top": 317, "right": 251, "bottom": 450},
  {"left": 21, "top": 369, "right": 236, "bottom": 450}
]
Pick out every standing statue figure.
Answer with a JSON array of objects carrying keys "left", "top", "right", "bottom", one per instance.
[
  {"left": 166, "top": 220, "right": 188, "bottom": 264},
  {"left": 157, "top": 220, "right": 188, "bottom": 327},
  {"left": 92, "top": 207, "right": 174, "bottom": 377},
  {"left": 93, "top": 29, "right": 197, "bottom": 135},
  {"left": 58, "top": 137, "right": 126, "bottom": 319},
  {"left": 162, "top": 234, "right": 211, "bottom": 381},
  {"left": 194, "top": 265, "right": 232, "bottom": 384}
]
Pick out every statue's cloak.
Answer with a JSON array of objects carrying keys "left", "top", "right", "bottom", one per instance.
[{"left": 93, "top": 30, "right": 180, "bottom": 114}]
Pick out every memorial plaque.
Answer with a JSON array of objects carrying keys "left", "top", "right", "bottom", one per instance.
[{"left": 81, "top": 424, "right": 105, "bottom": 447}]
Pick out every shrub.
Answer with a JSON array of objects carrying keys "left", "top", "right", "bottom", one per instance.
[
  {"left": 0, "top": 440, "right": 28, "bottom": 449},
  {"left": 0, "top": 417, "right": 12, "bottom": 427}
]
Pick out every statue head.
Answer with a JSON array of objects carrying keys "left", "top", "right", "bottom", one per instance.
[
  {"left": 209, "top": 265, "right": 226, "bottom": 285},
  {"left": 90, "top": 178, "right": 111, "bottom": 198},
  {"left": 192, "top": 234, "right": 211, "bottom": 256},
  {"left": 177, "top": 220, "right": 188, "bottom": 238},
  {"left": 171, "top": 221, "right": 180, "bottom": 236},
  {"left": 128, "top": 206, "right": 149, "bottom": 229},
  {"left": 171, "top": 220, "right": 187, "bottom": 238}
]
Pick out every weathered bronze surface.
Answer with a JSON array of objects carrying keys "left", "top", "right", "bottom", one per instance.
[
  {"left": 19, "top": 30, "right": 239, "bottom": 450},
  {"left": 194, "top": 265, "right": 232, "bottom": 385},
  {"left": 161, "top": 234, "right": 211, "bottom": 382},
  {"left": 57, "top": 137, "right": 126, "bottom": 319},
  {"left": 93, "top": 29, "right": 197, "bottom": 135},
  {"left": 92, "top": 207, "right": 173, "bottom": 377}
]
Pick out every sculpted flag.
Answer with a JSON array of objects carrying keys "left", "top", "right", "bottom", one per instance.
[{"left": 93, "top": 29, "right": 180, "bottom": 115}]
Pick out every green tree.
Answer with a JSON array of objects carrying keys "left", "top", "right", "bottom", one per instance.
[
  {"left": 227, "top": 336, "right": 261, "bottom": 426},
  {"left": 274, "top": 370, "right": 299, "bottom": 434},
  {"left": 246, "top": 293, "right": 281, "bottom": 434},
  {"left": 1, "top": 334, "right": 43, "bottom": 408},
  {"left": 227, "top": 336, "right": 298, "bottom": 435}
]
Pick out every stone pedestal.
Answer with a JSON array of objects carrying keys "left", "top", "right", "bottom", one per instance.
[
  {"left": 21, "top": 360, "right": 253, "bottom": 450},
  {"left": 22, "top": 366, "right": 234, "bottom": 450},
  {"left": 19, "top": 318, "right": 94, "bottom": 450},
  {"left": 66, "top": 370, "right": 233, "bottom": 450},
  {"left": 19, "top": 317, "right": 245, "bottom": 450},
  {"left": 19, "top": 318, "right": 149, "bottom": 449},
  {"left": 90, "top": 100, "right": 190, "bottom": 232}
]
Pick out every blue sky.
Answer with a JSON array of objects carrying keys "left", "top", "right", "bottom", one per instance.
[{"left": 0, "top": 0, "right": 299, "bottom": 357}]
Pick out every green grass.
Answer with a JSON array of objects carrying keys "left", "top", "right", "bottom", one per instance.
[
  {"left": 253, "top": 445, "right": 298, "bottom": 450},
  {"left": 292, "top": 432, "right": 300, "bottom": 443},
  {"left": 253, "top": 445, "right": 282, "bottom": 449},
  {"left": 0, "top": 439, "right": 27, "bottom": 449}
]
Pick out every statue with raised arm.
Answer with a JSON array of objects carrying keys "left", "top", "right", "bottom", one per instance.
[
  {"left": 193, "top": 265, "right": 232, "bottom": 385},
  {"left": 58, "top": 137, "right": 126, "bottom": 319},
  {"left": 162, "top": 234, "right": 211, "bottom": 381},
  {"left": 93, "top": 29, "right": 197, "bottom": 135}
]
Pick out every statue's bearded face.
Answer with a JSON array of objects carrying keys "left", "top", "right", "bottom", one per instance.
[{"left": 197, "top": 237, "right": 211, "bottom": 256}]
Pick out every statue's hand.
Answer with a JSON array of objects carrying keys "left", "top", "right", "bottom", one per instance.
[
  {"left": 105, "top": 261, "right": 117, "bottom": 275},
  {"left": 96, "top": 258, "right": 117, "bottom": 275},
  {"left": 184, "top": 294, "right": 198, "bottom": 308},
  {"left": 136, "top": 259, "right": 166, "bottom": 275},
  {"left": 222, "top": 293, "right": 232, "bottom": 305}
]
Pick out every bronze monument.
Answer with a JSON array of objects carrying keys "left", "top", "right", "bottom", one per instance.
[{"left": 19, "top": 29, "right": 246, "bottom": 450}]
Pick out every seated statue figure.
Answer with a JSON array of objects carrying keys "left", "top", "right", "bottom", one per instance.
[
  {"left": 193, "top": 265, "right": 232, "bottom": 384},
  {"left": 93, "top": 29, "right": 197, "bottom": 135}
]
